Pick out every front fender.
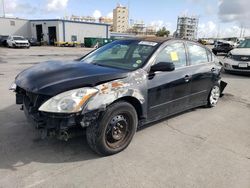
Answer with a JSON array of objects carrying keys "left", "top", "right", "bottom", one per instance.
[{"left": 83, "top": 80, "right": 145, "bottom": 113}]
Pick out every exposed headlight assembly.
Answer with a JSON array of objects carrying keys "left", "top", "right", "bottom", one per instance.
[
  {"left": 39, "top": 87, "right": 98, "bottom": 113},
  {"left": 9, "top": 82, "right": 17, "bottom": 91}
]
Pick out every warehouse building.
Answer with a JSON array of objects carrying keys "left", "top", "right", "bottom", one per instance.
[
  {"left": 0, "top": 17, "right": 110, "bottom": 45},
  {"left": 0, "top": 17, "right": 31, "bottom": 37}
]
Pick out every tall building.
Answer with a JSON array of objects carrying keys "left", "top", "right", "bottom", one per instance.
[
  {"left": 176, "top": 16, "right": 198, "bottom": 40},
  {"left": 113, "top": 4, "right": 129, "bottom": 33}
]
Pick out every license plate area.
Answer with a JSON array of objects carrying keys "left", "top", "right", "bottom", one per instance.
[{"left": 238, "top": 63, "right": 248, "bottom": 68}]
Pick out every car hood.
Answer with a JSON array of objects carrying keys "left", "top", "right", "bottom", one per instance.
[
  {"left": 231, "top": 48, "right": 250, "bottom": 56},
  {"left": 15, "top": 61, "right": 129, "bottom": 96}
]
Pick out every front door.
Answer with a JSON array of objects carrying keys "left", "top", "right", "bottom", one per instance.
[
  {"left": 48, "top": 26, "right": 57, "bottom": 45},
  {"left": 36, "top": 24, "right": 43, "bottom": 42},
  {"left": 147, "top": 41, "right": 191, "bottom": 121}
]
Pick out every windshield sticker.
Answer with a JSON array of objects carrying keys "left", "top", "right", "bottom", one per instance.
[
  {"left": 138, "top": 41, "right": 158, "bottom": 46},
  {"left": 133, "top": 64, "right": 139, "bottom": 68},
  {"left": 136, "top": 60, "right": 142, "bottom": 64},
  {"left": 170, "top": 52, "right": 179, "bottom": 61}
]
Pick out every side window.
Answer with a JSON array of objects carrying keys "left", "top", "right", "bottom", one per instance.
[
  {"left": 155, "top": 42, "right": 187, "bottom": 68},
  {"left": 187, "top": 43, "right": 208, "bottom": 65}
]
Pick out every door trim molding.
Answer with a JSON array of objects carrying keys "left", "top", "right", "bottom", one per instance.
[{"left": 149, "top": 89, "right": 207, "bottom": 110}]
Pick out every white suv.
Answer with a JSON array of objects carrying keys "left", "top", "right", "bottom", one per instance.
[
  {"left": 223, "top": 38, "right": 250, "bottom": 74},
  {"left": 7, "top": 36, "right": 30, "bottom": 48}
]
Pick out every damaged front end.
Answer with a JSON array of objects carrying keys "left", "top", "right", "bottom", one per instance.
[{"left": 14, "top": 87, "right": 101, "bottom": 140}]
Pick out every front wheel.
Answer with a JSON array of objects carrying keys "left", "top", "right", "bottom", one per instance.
[
  {"left": 207, "top": 83, "right": 221, "bottom": 107},
  {"left": 86, "top": 101, "right": 138, "bottom": 156}
]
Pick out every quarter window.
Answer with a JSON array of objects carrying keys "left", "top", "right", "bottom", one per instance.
[
  {"left": 187, "top": 43, "right": 208, "bottom": 65},
  {"left": 155, "top": 42, "right": 187, "bottom": 68}
]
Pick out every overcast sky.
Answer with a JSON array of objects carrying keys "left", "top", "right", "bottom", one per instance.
[{"left": 1, "top": 0, "right": 249, "bottom": 38}]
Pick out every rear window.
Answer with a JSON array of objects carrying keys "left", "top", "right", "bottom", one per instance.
[
  {"left": 187, "top": 43, "right": 208, "bottom": 65},
  {"left": 13, "top": 37, "right": 25, "bottom": 40}
]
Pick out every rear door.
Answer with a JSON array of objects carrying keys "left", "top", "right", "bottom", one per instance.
[
  {"left": 186, "top": 42, "right": 215, "bottom": 107},
  {"left": 147, "top": 41, "right": 192, "bottom": 121}
]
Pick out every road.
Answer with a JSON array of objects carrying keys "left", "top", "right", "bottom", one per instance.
[{"left": 0, "top": 46, "right": 249, "bottom": 188}]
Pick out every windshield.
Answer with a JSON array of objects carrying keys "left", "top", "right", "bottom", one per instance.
[
  {"left": 237, "top": 39, "right": 250, "bottom": 48},
  {"left": 13, "top": 36, "right": 25, "bottom": 40},
  {"left": 81, "top": 40, "right": 159, "bottom": 70}
]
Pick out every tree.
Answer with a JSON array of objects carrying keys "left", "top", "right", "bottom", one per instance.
[{"left": 156, "top": 27, "right": 170, "bottom": 37}]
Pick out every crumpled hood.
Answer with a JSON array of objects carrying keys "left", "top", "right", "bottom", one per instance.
[
  {"left": 230, "top": 48, "right": 250, "bottom": 56},
  {"left": 15, "top": 61, "right": 129, "bottom": 96}
]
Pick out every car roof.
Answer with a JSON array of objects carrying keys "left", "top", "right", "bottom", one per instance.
[
  {"left": 122, "top": 37, "right": 200, "bottom": 44},
  {"left": 136, "top": 37, "right": 172, "bottom": 43},
  {"left": 120, "top": 37, "right": 171, "bottom": 44}
]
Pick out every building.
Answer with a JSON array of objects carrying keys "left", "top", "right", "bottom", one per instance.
[
  {"left": 67, "top": 15, "right": 96, "bottom": 23},
  {"left": 128, "top": 21, "right": 145, "bottom": 35},
  {"left": 113, "top": 4, "right": 129, "bottom": 33},
  {"left": 0, "top": 17, "right": 110, "bottom": 45},
  {"left": 0, "top": 17, "right": 31, "bottom": 38},
  {"left": 176, "top": 16, "right": 198, "bottom": 40},
  {"left": 99, "top": 17, "right": 113, "bottom": 31}
]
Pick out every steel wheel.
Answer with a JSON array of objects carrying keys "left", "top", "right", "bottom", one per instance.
[
  {"left": 105, "top": 114, "right": 132, "bottom": 149},
  {"left": 86, "top": 101, "right": 138, "bottom": 155},
  {"left": 209, "top": 85, "right": 220, "bottom": 107}
]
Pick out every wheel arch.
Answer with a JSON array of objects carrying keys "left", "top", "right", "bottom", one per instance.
[{"left": 112, "top": 96, "right": 145, "bottom": 120}]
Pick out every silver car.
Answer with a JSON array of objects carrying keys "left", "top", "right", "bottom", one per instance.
[{"left": 223, "top": 38, "right": 250, "bottom": 74}]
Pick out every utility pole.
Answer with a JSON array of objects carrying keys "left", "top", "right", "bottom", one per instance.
[{"left": 2, "top": 0, "right": 5, "bottom": 17}]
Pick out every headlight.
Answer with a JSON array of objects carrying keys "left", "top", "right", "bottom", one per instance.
[
  {"left": 39, "top": 87, "right": 98, "bottom": 113},
  {"left": 226, "top": 52, "right": 233, "bottom": 59}
]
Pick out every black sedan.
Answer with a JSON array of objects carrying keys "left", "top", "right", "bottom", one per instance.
[
  {"left": 11, "top": 38, "right": 226, "bottom": 155},
  {"left": 212, "top": 42, "right": 234, "bottom": 55}
]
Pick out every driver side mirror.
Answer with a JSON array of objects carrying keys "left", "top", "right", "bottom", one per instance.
[{"left": 150, "top": 62, "right": 175, "bottom": 72}]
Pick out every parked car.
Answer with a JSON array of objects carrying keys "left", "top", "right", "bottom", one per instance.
[
  {"left": 212, "top": 43, "right": 234, "bottom": 55},
  {"left": 7, "top": 36, "right": 30, "bottom": 48},
  {"left": 0, "top": 35, "right": 9, "bottom": 47},
  {"left": 27, "top": 37, "right": 41, "bottom": 46},
  {"left": 10, "top": 38, "right": 227, "bottom": 155},
  {"left": 223, "top": 38, "right": 250, "bottom": 74}
]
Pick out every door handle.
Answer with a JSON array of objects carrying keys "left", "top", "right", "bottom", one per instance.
[
  {"left": 184, "top": 75, "right": 191, "bottom": 82},
  {"left": 211, "top": 67, "right": 216, "bottom": 72}
]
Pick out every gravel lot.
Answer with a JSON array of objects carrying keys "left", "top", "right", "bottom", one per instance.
[{"left": 0, "top": 46, "right": 250, "bottom": 188}]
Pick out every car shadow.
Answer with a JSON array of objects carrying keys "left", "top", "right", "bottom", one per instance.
[{"left": 0, "top": 105, "right": 99, "bottom": 171}]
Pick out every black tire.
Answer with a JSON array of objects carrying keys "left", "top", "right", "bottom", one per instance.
[
  {"left": 86, "top": 101, "right": 138, "bottom": 156},
  {"left": 207, "top": 82, "right": 221, "bottom": 108}
]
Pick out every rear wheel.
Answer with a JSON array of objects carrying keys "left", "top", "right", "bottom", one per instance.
[
  {"left": 86, "top": 101, "right": 138, "bottom": 156},
  {"left": 207, "top": 83, "right": 221, "bottom": 107}
]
